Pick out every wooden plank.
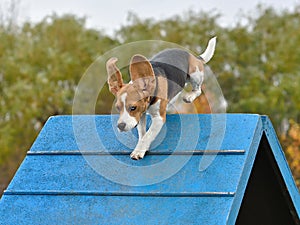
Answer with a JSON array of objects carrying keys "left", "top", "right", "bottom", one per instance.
[
  {"left": 4, "top": 190, "right": 235, "bottom": 197},
  {"left": 7, "top": 154, "right": 245, "bottom": 194},
  {"left": 0, "top": 195, "right": 234, "bottom": 225},
  {"left": 30, "top": 114, "right": 261, "bottom": 152},
  {"left": 27, "top": 149, "right": 246, "bottom": 155}
]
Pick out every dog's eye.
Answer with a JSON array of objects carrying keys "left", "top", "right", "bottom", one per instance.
[{"left": 129, "top": 106, "right": 137, "bottom": 112}]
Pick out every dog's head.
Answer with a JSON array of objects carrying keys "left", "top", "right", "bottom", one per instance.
[{"left": 106, "top": 55, "right": 156, "bottom": 132}]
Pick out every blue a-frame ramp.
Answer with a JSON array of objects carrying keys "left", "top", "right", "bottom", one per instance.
[{"left": 0, "top": 114, "right": 299, "bottom": 224}]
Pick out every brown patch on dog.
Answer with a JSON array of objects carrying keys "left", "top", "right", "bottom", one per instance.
[
  {"left": 159, "top": 99, "right": 168, "bottom": 122},
  {"left": 154, "top": 76, "right": 168, "bottom": 122},
  {"left": 106, "top": 57, "right": 124, "bottom": 96},
  {"left": 188, "top": 53, "right": 205, "bottom": 74},
  {"left": 110, "top": 54, "right": 159, "bottom": 125},
  {"left": 129, "top": 54, "right": 156, "bottom": 100},
  {"left": 115, "top": 83, "right": 150, "bottom": 123},
  {"left": 130, "top": 55, "right": 155, "bottom": 81}
]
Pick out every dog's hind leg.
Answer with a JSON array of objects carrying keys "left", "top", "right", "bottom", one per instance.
[
  {"left": 183, "top": 37, "right": 216, "bottom": 103},
  {"left": 183, "top": 66, "right": 204, "bottom": 103}
]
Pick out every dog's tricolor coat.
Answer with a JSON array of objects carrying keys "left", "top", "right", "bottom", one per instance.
[{"left": 106, "top": 37, "right": 216, "bottom": 160}]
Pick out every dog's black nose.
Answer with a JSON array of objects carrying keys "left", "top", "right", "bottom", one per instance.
[{"left": 118, "top": 122, "right": 126, "bottom": 131}]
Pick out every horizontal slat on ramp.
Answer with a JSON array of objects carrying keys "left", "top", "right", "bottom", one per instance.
[
  {"left": 0, "top": 195, "right": 233, "bottom": 225},
  {"left": 4, "top": 190, "right": 235, "bottom": 197},
  {"left": 27, "top": 149, "right": 245, "bottom": 155},
  {"left": 30, "top": 114, "right": 261, "bottom": 152},
  {"left": 7, "top": 153, "right": 245, "bottom": 194}
]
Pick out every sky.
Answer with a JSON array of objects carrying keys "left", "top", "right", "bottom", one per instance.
[{"left": 11, "top": 0, "right": 300, "bottom": 35}]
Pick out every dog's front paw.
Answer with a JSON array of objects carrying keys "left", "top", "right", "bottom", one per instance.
[
  {"left": 183, "top": 93, "right": 196, "bottom": 103},
  {"left": 183, "top": 91, "right": 201, "bottom": 103},
  {"left": 130, "top": 149, "right": 147, "bottom": 160}
]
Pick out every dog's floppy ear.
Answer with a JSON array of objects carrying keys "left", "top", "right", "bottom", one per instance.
[
  {"left": 130, "top": 54, "right": 156, "bottom": 97},
  {"left": 106, "top": 57, "right": 124, "bottom": 96}
]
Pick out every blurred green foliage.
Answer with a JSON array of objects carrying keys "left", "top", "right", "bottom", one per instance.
[
  {"left": 0, "top": 3, "right": 300, "bottom": 192},
  {"left": 0, "top": 12, "right": 119, "bottom": 189}
]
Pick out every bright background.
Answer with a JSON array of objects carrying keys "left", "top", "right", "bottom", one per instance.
[{"left": 17, "top": 0, "right": 300, "bottom": 34}]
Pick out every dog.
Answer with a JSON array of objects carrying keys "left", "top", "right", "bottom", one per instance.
[{"left": 106, "top": 37, "right": 216, "bottom": 160}]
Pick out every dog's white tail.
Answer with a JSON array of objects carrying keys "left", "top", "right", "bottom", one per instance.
[{"left": 199, "top": 37, "right": 217, "bottom": 63}]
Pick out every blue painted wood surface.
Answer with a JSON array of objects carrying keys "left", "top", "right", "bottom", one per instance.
[
  {"left": 0, "top": 195, "right": 233, "bottom": 225},
  {"left": 0, "top": 114, "right": 299, "bottom": 225},
  {"left": 6, "top": 154, "right": 243, "bottom": 193}
]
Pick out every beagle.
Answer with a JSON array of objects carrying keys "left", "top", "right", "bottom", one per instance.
[{"left": 106, "top": 37, "right": 216, "bottom": 160}]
